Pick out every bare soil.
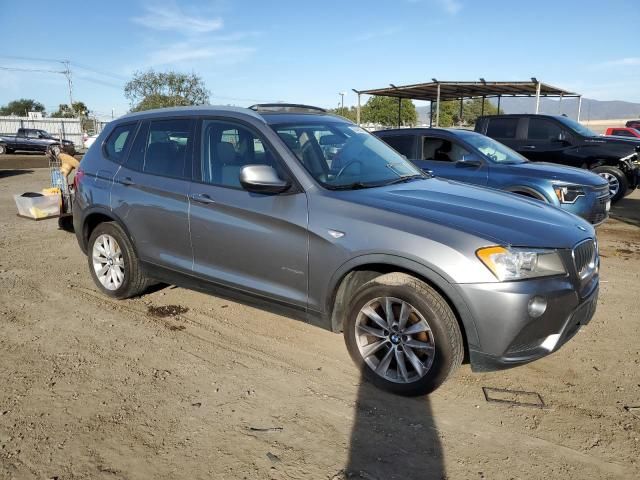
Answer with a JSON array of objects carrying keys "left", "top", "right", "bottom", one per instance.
[{"left": 1, "top": 168, "right": 639, "bottom": 479}]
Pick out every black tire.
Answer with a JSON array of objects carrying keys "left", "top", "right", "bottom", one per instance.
[
  {"left": 57, "top": 215, "right": 74, "bottom": 232},
  {"left": 343, "top": 272, "right": 463, "bottom": 396},
  {"left": 592, "top": 166, "right": 628, "bottom": 203},
  {"left": 87, "top": 222, "right": 150, "bottom": 299},
  {"left": 0, "top": 144, "right": 6, "bottom": 155}
]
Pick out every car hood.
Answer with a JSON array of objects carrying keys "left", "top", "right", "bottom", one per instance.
[
  {"left": 340, "top": 178, "right": 594, "bottom": 248},
  {"left": 502, "top": 162, "right": 607, "bottom": 187}
]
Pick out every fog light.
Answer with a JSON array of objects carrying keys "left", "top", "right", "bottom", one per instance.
[{"left": 528, "top": 296, "right": 547, "bottom": 318}]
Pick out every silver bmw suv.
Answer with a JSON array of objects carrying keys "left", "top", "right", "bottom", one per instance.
[{"left": 73, "top": 104, "right": 599, "bottom": 396}]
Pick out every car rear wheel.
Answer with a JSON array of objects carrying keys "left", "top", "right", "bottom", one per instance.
[
  {"left": 343, "top": 272, "right": 463, "bottom": 396},
  {"left": 593, "top": 166, "right": 628, "bottom": 203},
  {"left": 88, "top": 222, "right": 151, "bottom": 299}
]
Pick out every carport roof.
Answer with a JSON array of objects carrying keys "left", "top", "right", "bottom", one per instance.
[{"left": 355, "top": 81, "right": 579, "bottom": 101}]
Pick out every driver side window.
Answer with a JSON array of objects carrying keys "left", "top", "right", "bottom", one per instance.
[
  {"left": 422, "top": 137, "right": 470, "bottom": 162},
  {"left": 200, "top": 120, "right": 281, "bottom": 189}
]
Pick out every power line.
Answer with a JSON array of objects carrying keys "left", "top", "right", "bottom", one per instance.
[{"left": 0, "top": 66, "right": 64, "bottom": 74}]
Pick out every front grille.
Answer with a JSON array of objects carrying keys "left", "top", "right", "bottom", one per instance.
[{"left": 573, "top": 239, "right": 596, "bottom": 279}]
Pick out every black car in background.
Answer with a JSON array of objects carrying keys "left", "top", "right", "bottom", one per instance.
[
  {"left": 625, "top": 119, "right": 640, "bottom": 130},
  {"left": 0, "top": 128, "right": 76, "bottom": 155},
  {"left": 475, "top": 114, "right": 640, "bottom": 202}
]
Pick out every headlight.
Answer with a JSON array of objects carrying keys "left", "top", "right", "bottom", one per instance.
[
  {"left": 553, "top": 185, "right": 584, "bottom": 204},
  {"left": 476, "top": 246, "right": 566, "bottom": 281}
]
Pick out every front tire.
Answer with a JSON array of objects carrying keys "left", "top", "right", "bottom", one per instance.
[
  {"left": 87, "top": 222, "right": 150, "bottom": 299},
  {"left": 343, "top": 273, "right": 463, "bottom": 396},
  {"left": 593, "top": 166, "right": 628, "bottom": 203}
]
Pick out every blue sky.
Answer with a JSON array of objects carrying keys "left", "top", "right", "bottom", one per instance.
[{"left": 1, "top": 0, "right": 639, "bottom": 119}]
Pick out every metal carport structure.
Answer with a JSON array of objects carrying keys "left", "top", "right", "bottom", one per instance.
[{"left": 352, "top": 79, "right": 582, "bottom": 127}]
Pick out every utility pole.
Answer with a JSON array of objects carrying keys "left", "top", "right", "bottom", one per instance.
[
  {"left": 339, "top": 92, "right": 345, "bottom": 116},
  {"left": 61, "top": 60, "right": 74, "bottom": 113}
]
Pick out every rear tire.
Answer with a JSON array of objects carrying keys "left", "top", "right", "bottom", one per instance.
[
  {"left": 343, "top": 272, "right": 463, "bottom": 396},
  {"left": 593, "top": 166, "right": 628, "bottom": 203},
  {"left": 87, "top": 222, "right": 150, "bottom": 299}
]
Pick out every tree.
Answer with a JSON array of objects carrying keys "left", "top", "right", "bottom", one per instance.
[
  {"left": 124, "top": 70, "right": 210, "bottom": 112},
  {"left": 431, "top": 98, "right": 501, "bottom": 127},
  {"left": 0, "top": 98, "right": 46, "bottom": 116},
  {"left": 51, "top": 101, "right": 90, "bottom": 118},
  {"left": 328, "top": 106, "right": 358, "bottom": 123},
  {"left": 361, "top": 96, "right": 417, "bottom": 126}
]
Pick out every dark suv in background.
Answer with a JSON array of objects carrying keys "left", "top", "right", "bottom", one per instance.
[
  {"left": 475, "top": 114, "right": 640, "bottom": 202},
  {"left": 375, "top": 128, "right": 610, "bottom": 225},
  {"left": 73, "top": 105, "right": 599, "bottom": 396}
]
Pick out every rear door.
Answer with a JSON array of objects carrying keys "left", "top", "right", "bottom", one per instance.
[
  {"left": 484, "top": 117, "right": 520, "bottom": 150},
  {"left": 23, "top": 129, "right": 40, "bottom": 151},
  {"left": 415, "top": 134, "right": 488, "bottom": 186},
  {"left": 188, "top": 118, "right": 309, "bottom": 307},
  {"left": 111, "top": 118, "right": 195, "bottom": 272}
]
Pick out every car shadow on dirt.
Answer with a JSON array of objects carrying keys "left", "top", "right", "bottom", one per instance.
[
  {"left": 0, "top": 169, "right": 34, "bottom": 179},
  {"left": 345, "top": 378, "right": 445, "bottom": 479},
  {"left": 610, "top": 196, "right": 640, "bottom": 228}
]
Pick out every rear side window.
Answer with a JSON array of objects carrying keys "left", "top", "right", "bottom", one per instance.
[
  {"left": 527, "top": 118, "right": 563, "bottom": 141},
  {"left": 140, "top": 119, "right": 194, "bottom": 179},
  {"left": 382, "top": 135, "right": 416, "bottom": 159},
  {"left": 613, "top": 129, "right": 632, "bottom": 137},
  {"left": 104, "top": 123, "right": 137, "bottom": 163},
  {"left": 486, "top": 118, "right": 518, "bottom": 139}
]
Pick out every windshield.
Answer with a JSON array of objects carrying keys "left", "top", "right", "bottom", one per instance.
[
  {"left": 555, "top": 116, "right": 597, "bottom": 137},
  {"left": 271, "top": 122, "right": 424, "bottom": 189},
  {"left": 457, "top": 131, "right": 528, "bottom": 164}
]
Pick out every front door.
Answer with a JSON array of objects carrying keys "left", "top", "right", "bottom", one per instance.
[
  {"left": 188, "top": 119, "right": 309, "bottom": 307},
  {"left": 519, "top": 117, "right": 574, "bottom": 165}
]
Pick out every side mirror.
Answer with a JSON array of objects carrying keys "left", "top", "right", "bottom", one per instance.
[
  {"left": 456, "top": 154, "right": 482, "bottom": 168},
  {"left": 553, "top": 132, "right": 569, "bottom": 143},
  {"left": 239, "top": 165, "right": 291, "bottom": 194},
  {"left": 38, "top": 134, "right": 46, "bottom": 139}
]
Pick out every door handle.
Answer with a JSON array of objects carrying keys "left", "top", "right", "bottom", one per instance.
[
  {"left": 120, "top": 177, "right": 135, "bottom": 186},
  {"left": 190, "top": 193, "right": 216, "bottom": 204},
  {"left": 521, "top": 145, "right": 536, "bottom": 150}
]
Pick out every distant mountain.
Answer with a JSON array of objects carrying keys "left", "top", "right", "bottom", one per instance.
[{"left": 416, "top": 98, "right": 640, "bottom": 123}]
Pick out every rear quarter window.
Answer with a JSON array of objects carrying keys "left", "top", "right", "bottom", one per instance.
[
  {"left": 486, "top": 118, "right": 518, "bottom": 139},
  {"left": 381, "top": 135, "right": 416, "bottom": 158},
  {"left": 104, "top": 123, "right": 137, "bottom": 163}
]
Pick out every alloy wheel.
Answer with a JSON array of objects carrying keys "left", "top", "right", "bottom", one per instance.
[
  {"left": 598, "top": 172, "right": 620, "bottom": 198},
  {"left": 355, "top": 297, "right": 435, "bottom": 384},
  {"left": 92, "top": 234, "right": 125, "bottom": 290}
]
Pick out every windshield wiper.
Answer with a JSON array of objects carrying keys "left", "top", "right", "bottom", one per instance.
[
  {"left": 325, "top": 182, "right": 376, "bottom": 191},
  {"left": 380, "top": 174, "right": 426, "bottom": 186}
]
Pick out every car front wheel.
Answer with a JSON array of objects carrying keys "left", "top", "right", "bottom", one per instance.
[
  {"left": 593, "top": 166, "right": 628, "bottom": 203},
  {"left": 343, "top": 272, "right": 463, "bottom": 396}
]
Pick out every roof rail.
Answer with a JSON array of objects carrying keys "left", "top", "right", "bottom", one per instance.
[{"left": 249, "top": 103, "right": 327, "bottom": 113}]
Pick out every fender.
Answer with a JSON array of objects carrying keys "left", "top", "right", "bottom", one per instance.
[
  {"left": 326, "top": 253, "right": 480, "bottom": 349},
  {"left": 504, "top": 185, "right": 551, "bottom": 202},
  {"left": 76, "top": 205, "right": 140, "bottom": 257}
]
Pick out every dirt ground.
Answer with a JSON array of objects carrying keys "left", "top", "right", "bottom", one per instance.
[{"left": 1, "top": 168, "right": 639, "bottom": 480}]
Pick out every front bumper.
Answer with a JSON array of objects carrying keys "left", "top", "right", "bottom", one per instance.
[{"left": 457, "top": 274, "right": 598, "bottom": 372}]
